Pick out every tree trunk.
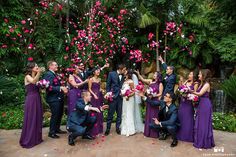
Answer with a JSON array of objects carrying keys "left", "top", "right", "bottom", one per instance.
[{"left": 156, "top": 24, "right": 160, "bottom": 71}]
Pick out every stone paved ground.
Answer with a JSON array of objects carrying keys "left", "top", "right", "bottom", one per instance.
[{"left": 0, "top": 125, "right": 236, "bottom": 157}]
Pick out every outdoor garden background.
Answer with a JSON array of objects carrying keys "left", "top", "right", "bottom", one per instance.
[{"left": 0, "top": 0, "right": 236, "bottom": 134}]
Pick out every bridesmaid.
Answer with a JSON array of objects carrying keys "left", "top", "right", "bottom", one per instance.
[
  {"left": 135, "top": 70, "right": 163, "bottom": 138},
  {"left": 177, "top": 70, "right": 198, "bottom": 142},
  {"left": 192, "top": 69, "right": 215, "bottom": 149},
  {"left": 88, "top": 67, "right": 104, "bottom": 137},
  {"left": 20, "top": 61, "right": 43, "bottom": 148},
  {"left": 67, "top": 65, "right": 88, "bottom": 115}
]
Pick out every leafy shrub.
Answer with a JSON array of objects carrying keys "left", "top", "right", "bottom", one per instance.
[
  {"left": 213, "top": 112, "right": 236, "bottom": 132},
  {"left": 0, "top": 74, "right": 25, "bottom": 107},
  {"left": 221, "top": 76, "right": 236, "bottom": 103}
]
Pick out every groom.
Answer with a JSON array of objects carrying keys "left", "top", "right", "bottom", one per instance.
[{"left": 105, "top": 64, "right": 126, "bottom": 136}]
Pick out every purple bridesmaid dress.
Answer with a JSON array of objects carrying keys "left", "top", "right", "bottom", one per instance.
[
  {"left": 19, "top": 84, "right": 43, "bottom": 148},
  {"left": 90, "top": 82, "right": 104, "bottom": 137},
  {"left": 193, "top": 87, "right": 215, "bottom": 149},
  {"left": 177, "top": 85, "right": 194, "bottom": 142},
  {"left": 67, "top": 75, "right": 82, "bottom": 115},
  {"left": 144, "top": 83, "right": 160, "bottom": 138}
]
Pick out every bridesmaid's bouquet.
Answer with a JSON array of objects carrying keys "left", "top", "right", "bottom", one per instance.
[
  {"left": 177, "top": 85, "right": 190, "bottom": 97},
  {"left": 146, "top": 87, "right": 157, "bottom": 97},
  {"left": 187, "top": 93, "right": 199, "bottom": 119},
  {"left": 36, "top": 79, "right": 50, "bottom": 89},
  {"left": 104, "top": 92, "right": 113, "bottom": 102}
]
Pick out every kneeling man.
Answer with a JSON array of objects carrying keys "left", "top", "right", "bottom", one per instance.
[
  {"left": 67, "top": 91, "right": 100, "bottom": 146},
  {"left": 140, "top": 92, "right": 179, "bottom": 147}
]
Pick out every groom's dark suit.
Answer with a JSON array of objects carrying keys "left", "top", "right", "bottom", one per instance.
[{"left": 106, "top": 71, "right": 124, "bottom": 131}]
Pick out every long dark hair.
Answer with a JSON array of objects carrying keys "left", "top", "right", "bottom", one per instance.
[
  {"left": 187, "top": 69, "right": 199, "bottom": 85},
  {"left": 25, "top": 62, "right": 36, "bottom": 75},
  {"left": 154, "top": 71, "right": 162, "bottom": 84},
  {"left": 199, "top": 69, "right": 211, "bottom": 87},
  {"left": 126, "top": 69, "right": 133, "bottom": 80}
]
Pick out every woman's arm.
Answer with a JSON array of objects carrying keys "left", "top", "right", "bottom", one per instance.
[
  {"left": 25, "top": 71, "right": 41, "bottom": 84},
  {"left": 156, "top": 83, "right": 164, "bottom": 99},
  {"left": 193, "top": 82, "right": 199, "bottom": 92},
  {"left": 192, "top": 83, "right": 210, "bottom": 96},
  {"left": 134, "top": 70, "right": 151, "bottom": 85},
  {"left": 129, "top": 81, "right": 135, "bottom": 97}
]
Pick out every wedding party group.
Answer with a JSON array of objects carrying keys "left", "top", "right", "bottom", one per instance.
[{"left": 19, "top": 55, "right": 215, "bottom": 150}]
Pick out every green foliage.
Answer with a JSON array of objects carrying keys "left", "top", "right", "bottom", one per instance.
[
  {"left": 0, "top": 75, "right": 25, "bottom": 106},
  {"left": 213, "top": 112, "right": 236, "bottom": 132},
  {"left": 221, "top": 76, "right": 236, "bottom": 103},
  {"left": 215, "top": 35, "right": 236, "bottom": 62}
]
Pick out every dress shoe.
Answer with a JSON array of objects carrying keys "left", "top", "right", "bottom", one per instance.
[
  {"left": 170, "top": 140, "right": 178, "bottom": 147},
  {"left": 116, "top": 129, "right": 121, "bottom": 135},
  {"left": 104, "top": 130, "right": 110, "bottom": 136},
  {"left": 68, "top": 134, "right": 75, "bottom": 146},
  {"left": 56, "top": 130, "right": 67, "bottom": 134},
  {"left": 82, "top": 135, "right": 95, "bottom": 140},
  {"left": 159, "top": 133, "right": 167, "bottom": 140},
  {"left": 48, "top": 134, "right": 60, "bottom": 139}
]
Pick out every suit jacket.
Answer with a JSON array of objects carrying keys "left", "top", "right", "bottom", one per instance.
[
  {"left": 67, "top": 98, "right": 90, "bottom": 128},
  {"left": 162, "top": 63, "right": 176, "bottom": 95},
  {"left": 146, "top": 98, "right": 180, "bottom": 127},
  {"left": 43, "top": 70, "right": 64, "bottom": 103},
  {"left": 106, "top": 71, "right": 124, "bottom": 98}
]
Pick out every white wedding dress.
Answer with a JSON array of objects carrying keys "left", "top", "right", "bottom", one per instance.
[{"left": 121, "top": 75, "right": 144, "bottom": 136}]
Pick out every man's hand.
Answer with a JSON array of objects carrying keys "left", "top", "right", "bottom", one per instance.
[
  {"left": 158, "top": 56, "right": 164, "bottom": 63},
  {"left": 89, "top": 107, "right": 101, "bottom": 113},
  {"left": 61, "top": 86, "right": 68, "bottom": 94},
  {"left": 152, "top": 118, "right": 160, "bottom": 125}
]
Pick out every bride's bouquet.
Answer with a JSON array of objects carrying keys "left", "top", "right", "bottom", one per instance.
[
  {"left": 121, "top": 86, "right": 134, "bottom": 101},
  {"left": 36, "top": 79, "right": 50, "bottom": 89},
  {"left": 104, "top": 92, "right": 114, "bottom": 102}
]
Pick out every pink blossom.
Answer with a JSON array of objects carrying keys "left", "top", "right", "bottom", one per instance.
[
  {"left": 120, "top": 9, "right": 127, "bottom": 15},
  {"left": 4, "top": 18, "right": 9, "bottom": 23},
  {"left": 28, "top": 43, "right": 33, "bottom": 49},
  {"left": 21, "top": 20, "right": 26, "bottom": 25},
  {"left": 1, "top": 45, "right": 8, "bottom": 48},
  {"left": 28, "top": 57, "right": 33, "bottom": 61},
  {"left": 148, "top": 33, "right": 154, "bottom": 40}
]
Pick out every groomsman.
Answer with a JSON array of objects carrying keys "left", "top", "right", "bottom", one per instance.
[
  {"left": 44, "top": 61, "right": 68, "bottom": 138},
  {"left": 78, "top": 62, "right": 110, "bottom": 81},
  {"left": 158, "top": 56, "right": 176, "bottom": 96},
  {"left": 139, "top": 92, "right": 179, "bottom": 147},
  {"left": 105, "top": 64, "right": 126, "bottom": 136},
  {"left": 67, "top": 91, "right": 100, "bottom": 146}
]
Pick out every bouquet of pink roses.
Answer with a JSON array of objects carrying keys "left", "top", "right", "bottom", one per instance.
[
  {"left": 104, "top": 92, "right": 113, "bottom": 102},
  {"left": 36, "top": 79, "right": 50, "bottom": 89},
  {"left": 146, "top": 86, "right": 158, "bottom": 97},
  {"left": 121, "top": 86, "right": 134, "bottom": 100}
]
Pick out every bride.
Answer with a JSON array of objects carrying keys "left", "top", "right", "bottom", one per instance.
[{"left": 120, "top": 69, "right": 144, "bottom": 136}]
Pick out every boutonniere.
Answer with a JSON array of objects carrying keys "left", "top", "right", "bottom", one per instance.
[{"left": 164, "top": 76, "right": 168, "bottom": 80}]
